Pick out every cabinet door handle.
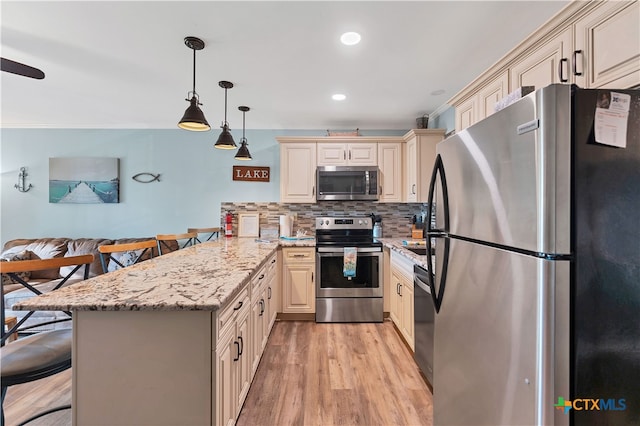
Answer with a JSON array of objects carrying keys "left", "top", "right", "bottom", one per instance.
[
  {"left": 293, "top": 254, "right": 306, "bottom": 258},
  {"left": 349, "top": 150, "right": 352, "bottom": 160},
  {"left": 399, "top": 284, "right": 402, "bottom": 297},
  {"left": 234, "top": 341, "right": 240, "bottom": 361},
  {"left": 268, "top": 286, "right": 272, "bottom": 299},
  {"left": 558, "top": 58, "right": 569, "bottom": 82},
  {"left": 379, "top": 185, "right": 383, "bottom": 195},
  {"left": 233, "top": 301, "right": 243, "bottom": 311},
  {"left": 412, "top": 184, "right": 416, "bottom": 195},
  {"left": 312, "top": 185, "right": 315, "bottom": 196},
  {"left": 311, "top": 272, "right": 314, "bottom": 282},
  {"left": 238, "top": 336, "right": 243, "bottom": 356},
  {"left": 260, "top": 299, "right": 265, "bottom": 316},
  {"left": 572, "top": 50, "right": 583, "bottom": 76},
  {"left": 343, "top": 151, "right": 346, "bottom": 160},
  {"left": 259, "top": 274, "right": 265, "bottom": 280},
  {"left": 271, "top": 258, "right": 276, "bottom": 264}
]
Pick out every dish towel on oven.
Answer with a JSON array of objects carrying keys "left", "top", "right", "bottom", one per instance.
[{"left": 343, "top": 247, "right": 357, "bottom": 278}]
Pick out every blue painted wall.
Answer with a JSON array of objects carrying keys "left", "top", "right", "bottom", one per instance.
[{"left": 0, "top": 128, "right": 405, "bottom": 244}]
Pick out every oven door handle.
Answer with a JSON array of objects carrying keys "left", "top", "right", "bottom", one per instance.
[{"left": 317, "top": 247, "right": 382, "bottom": 253}]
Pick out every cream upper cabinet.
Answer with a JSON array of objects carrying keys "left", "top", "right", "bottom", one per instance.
[
  {"left": 403, "top": 129, "right": 445, "bottom": 203},
  {"left": 450, "top": 1, "right": 640, "bottom": 132},
  {"left": 377, "top": 142, "right": 403, "bottom": 203},
  {"left": 509, "top": 27, "right": 573, "bottom": 90},
  {"left": 317, "top": 142, "right": 378, "bottom": 166},
  {"left": 574, "top": 1, "right": 640, "bottom": 89},
  {"left": 478, "top": 71, "right": 510, "bottom": 120},
  {"left": 454, "top": 71, "right": 509, "bottom": 132},
  {"left": 455, "top": 96, "right": 477, "bottom": 133},
  {"left": 278, "top": 140, "right": 317, "bottom": 203}
]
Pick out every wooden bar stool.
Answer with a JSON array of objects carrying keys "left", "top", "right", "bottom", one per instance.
[
  {"left": 156, "top": 232, "right": 197, "bottom": 255},
  {"left": 1, "top": 254, "right": 94, "bottom": 425},
  {"left": 187, "top": 227, "right": 221, "bottom": 243},
  {"left": 3, "top": 317, "right": 18, "bottom": 343},
  {"left": 98, "top": 240, "right": 156, "bottom": 273}
]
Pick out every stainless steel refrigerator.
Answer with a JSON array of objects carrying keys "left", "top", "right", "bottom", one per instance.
[{"left": 424, "top": 84, "right": 639, "bottom": 426}]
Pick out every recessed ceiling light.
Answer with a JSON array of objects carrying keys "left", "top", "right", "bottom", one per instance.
[
  {"left": 340, "top": 32, "right": 361, "bottom": 46},
  {"left": 332, "top": 94, "right": 346, "bottom": 101},
  {"left": 431, "top": 89, "right": 446, "bottom": 96}
]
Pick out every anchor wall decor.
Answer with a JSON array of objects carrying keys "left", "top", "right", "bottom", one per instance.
[{"left": 14, "top": 167, "right": 33, "bottom": 192}]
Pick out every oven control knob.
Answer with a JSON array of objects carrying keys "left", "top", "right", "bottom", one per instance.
[{"left": 358, "top": 220, "right": 363, "bottom": 225}]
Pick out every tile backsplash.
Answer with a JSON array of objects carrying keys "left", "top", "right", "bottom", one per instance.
[{"left": 221, "top": 201, "right": 431, "bottom": 238}]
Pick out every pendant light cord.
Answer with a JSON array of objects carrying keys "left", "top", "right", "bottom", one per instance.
[
  {"left": 224, "top": 88, "right": 228, "bottom": 125},
  {"left": 192, "top": 49, "right": 196, "bottom": 95},
  {"left": 242, "top": 110, "right": 246, "bottom": 141},
  {"left": 192, "top": 48, "right": 198, "bottom": 100}
]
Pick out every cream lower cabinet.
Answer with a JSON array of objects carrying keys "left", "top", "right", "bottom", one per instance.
[
  {"left": 216, "top": 287, "right": 251, "bottom": 426},
  {"left": 279, "top": 141, "right": 317, "bottom": 203},
  {"left": 282, "top": 247, "right": 315, "bottom": 313},
  {"left": 390, "top": 252, "right": 415, "bottom": 351},
  {"left": 265, "top": 252, "right": 279, "bottom": 331},
  {"left": 250, "top": 252, "right": 278, "bottom": 376}
]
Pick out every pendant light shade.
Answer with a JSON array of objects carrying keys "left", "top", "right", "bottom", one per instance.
[
  {"left": 235, "top": 106, "right": 252, "bottom": 161},
  {"left": 178, "top": 37, "right": 210, "bottom": 131},
  {"left": 214, "top": 81, "right": 237, "bottom": 149}
]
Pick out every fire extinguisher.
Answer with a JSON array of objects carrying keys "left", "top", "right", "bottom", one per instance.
[{"left": 225, "top": 211, "right": 233, "bottom": 238}]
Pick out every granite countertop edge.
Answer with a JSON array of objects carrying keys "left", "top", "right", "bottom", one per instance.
[
  {"left": 13, "top": 239, "right": 285, "bottom": 313},
  {"left": 377, "top": 238, "right": 433, "bottom": 271}
]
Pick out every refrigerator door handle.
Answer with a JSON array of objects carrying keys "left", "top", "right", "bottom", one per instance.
[
  {"left": 426, "top": 154, "right": 450, "bottom": 313},
  {"left": 426, "top": 154, "right": 450, "bottom": 234}
]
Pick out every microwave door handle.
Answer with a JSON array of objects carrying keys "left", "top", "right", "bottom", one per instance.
[{"left": 365, "top": 171, "right": 370, "bottom": 195}]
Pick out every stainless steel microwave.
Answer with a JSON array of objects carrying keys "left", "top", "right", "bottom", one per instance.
[{"left": 316, "top": 166, "right": 379, "bottom": 201}]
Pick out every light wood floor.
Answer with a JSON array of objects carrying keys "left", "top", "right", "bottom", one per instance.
[{"left": 3, "top": 320, "right": 432, "bottom": 426}]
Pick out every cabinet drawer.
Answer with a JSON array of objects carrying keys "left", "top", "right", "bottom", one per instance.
[
  {"left": 216, "top": 286, "right": 249, "bottom": 342},
  {"left": 283, "top": 247, "right": 315, "bottom": 263},
  {"left": 251, "top": 264, "right": 268, "bottom": 298},
  {"left": 266, "top": 253, "right": 278, "bottom": 274}
]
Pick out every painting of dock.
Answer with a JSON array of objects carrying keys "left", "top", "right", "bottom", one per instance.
[{"left": 49, "top": 157, "right": 120, "bottom": 204}]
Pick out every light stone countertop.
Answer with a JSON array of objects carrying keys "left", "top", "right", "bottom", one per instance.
[
  {"left": 377, "top": 237, "right": 434, "bottom": 271},
  {"left": 13, "top": 238, "right": 280, "bottom": 312}
]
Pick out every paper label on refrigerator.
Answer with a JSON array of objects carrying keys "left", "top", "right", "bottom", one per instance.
[{"left": 594, "top": 92, "right": 629, "bottom": 148}]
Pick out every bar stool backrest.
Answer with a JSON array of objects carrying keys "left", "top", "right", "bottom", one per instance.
[
  {"left": 156, "top": 232, "right": 197, "bottom": 255},
  {"left": 187, "top": 227, "right": 221, "bottom": 243}
]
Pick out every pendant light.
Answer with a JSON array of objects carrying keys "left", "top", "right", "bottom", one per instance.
[
  {"left": 235, "top": 106, "right": 252, "bottom": 160},
  {"left": 214, "top": 81, "right": 237, "bottom": 149},
  {"left": 178, "top": 37, "right": 210, "bottom": 131}
]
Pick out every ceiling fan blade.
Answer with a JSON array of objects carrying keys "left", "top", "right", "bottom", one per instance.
[{"left": 1, "top": 57, "right": 45, "bottom": 79}]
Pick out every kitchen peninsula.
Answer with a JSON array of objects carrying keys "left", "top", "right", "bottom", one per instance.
[{"left": 14, "top": 238, "right": 280, "bottom": 426}]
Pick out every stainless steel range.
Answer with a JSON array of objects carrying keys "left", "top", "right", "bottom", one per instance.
[{"left": 315, "top": 216, "right": 383, "bottom": 323}]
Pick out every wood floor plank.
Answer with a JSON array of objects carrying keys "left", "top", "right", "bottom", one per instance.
[
  {"left": 4, "top": 320, "right": 433, "bottom": 426},
  {"left": 237, "top": 320, "right": 433, "bottom": 426}
]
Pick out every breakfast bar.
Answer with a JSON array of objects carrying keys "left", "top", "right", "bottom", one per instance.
[{"left": 13, "top": 238, "right": 279, "bottom": 426}]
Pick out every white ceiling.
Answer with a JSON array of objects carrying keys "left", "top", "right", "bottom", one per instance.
[{"left": 1, "top": 1, "right": 569, "bottom": 130}]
